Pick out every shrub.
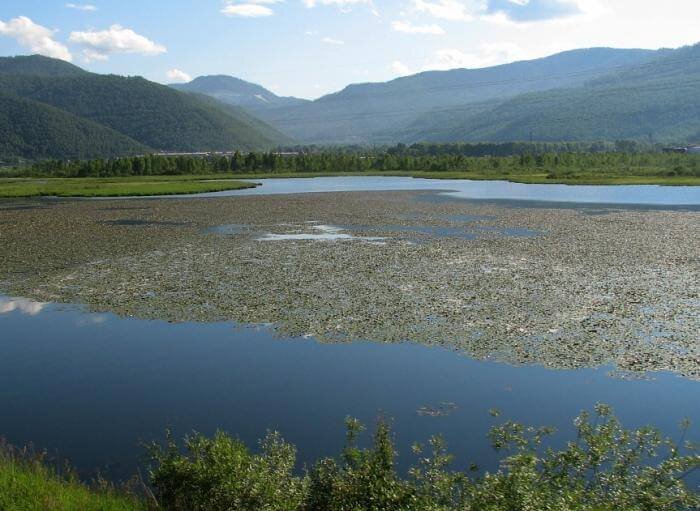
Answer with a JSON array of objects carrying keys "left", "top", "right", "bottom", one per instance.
[{"left": 147, "top": 406, "right": 699, "bottom": 511}]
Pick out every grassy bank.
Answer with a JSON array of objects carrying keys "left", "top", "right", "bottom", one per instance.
[
  {"left": 0, "top": 445, "right": 147, "bottom": 511},
  {"left": 1, "top": 407, "right": 697, "bottom": 510},
  {"left": 0, "top": 176, "right": 257, "bottom": 198}
]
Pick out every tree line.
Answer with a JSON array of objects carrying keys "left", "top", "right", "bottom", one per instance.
[{"left": 21, "top": 145, "right": 700, "bottom": 178}]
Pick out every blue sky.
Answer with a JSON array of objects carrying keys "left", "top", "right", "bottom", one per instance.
[{"left": 1, "top": 1, "right": 699, "bottom": 99}]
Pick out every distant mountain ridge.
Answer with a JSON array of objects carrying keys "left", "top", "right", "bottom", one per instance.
[
  {"left": 247, "top": 47, "right": 665, "bottom": 144},
  {"left": 0, "top": 55, "right": 289, "bottom": 161},
  {"left": 171, "top": 75, "right": 308, "bottom": 110},
  {"left": 396, "top": 43, "right": 700, "bottom": 144}
]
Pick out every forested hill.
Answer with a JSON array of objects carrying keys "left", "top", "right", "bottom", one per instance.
[
  {"left": 0, "top": 55, "right": 288, "bottom": 161},
  {"left": 399, "top": 43, "right": 700, "bottom": 144},
  {"left": 171, "top": 75, "right": 308, "bottom": 111},
  {"left": 0, "top": 55, "right": 87, "bottom": 77},
  {"left": 252, "top": 47, "right": 661, "bottom": 144},
  {"left": 0, "top": 93, "right": 146, "bottom": 161}
]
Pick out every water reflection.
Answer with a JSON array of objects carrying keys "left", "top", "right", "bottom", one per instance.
[{"left": 0, "top": 296, "right": 46, "bottom": 316}]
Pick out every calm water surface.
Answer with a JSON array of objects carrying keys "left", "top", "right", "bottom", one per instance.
[
  {"left": 194, "top": 176, "right": 700, "bottom": 206},
  {"left": 1, "top": 296, "right": 698, "bottom": 481}
]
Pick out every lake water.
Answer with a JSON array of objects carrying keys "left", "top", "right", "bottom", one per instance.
[
  {"left": 3, "top": 179, "right": 699, "bottom": 483},
  {"left": 1, "top": 296, "right": 698, "bottom": 481},
  {"left": 194, "top": 176, "right": 700, "bottom": 206}
]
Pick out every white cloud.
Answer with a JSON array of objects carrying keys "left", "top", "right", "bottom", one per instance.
[
  {"left": 222, "top": 4, "right": 274, "bottom": 17},
  {"left": 0, "top": 16, "right": 73, "bottom": 61},
  {"left": 65, "top": 3, "right": 98, "bottom": 11},
  {"left": 322, "top": 36, "right": 345, "bottom": 45},
  {"left": 409, "top": 0, "right": 601, "bottom": 26},
  {"left": 391, "top": 60, "right": 411, "bottom": 76},
  {"left": 303, "top": 0, "right": 378, "bottom": 15},
  {"left": 411, "top": 0, "right": 485, "bottom": 22},
  {"left": 391, "top": 20, "right": 445, "bottom": 35},
  {"left": 222, "top": 0, "right": 281, "bottom": 17},
  {"left": 69, "top": 25, "right": 166, "bottom": 61},
  {"left": 303, "top": 0, "right": 370, "bottom": 7},
  {"left": 167, "top": 68, "right": 192, "bottom": 82}
]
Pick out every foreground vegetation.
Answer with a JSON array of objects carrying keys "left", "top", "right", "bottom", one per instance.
[
  {"left": 1, "top": 406, "right": 698, "bottom": 510},
  {"left": 0, "top": 443, "right": 146, "bottom": 511},
  {"left": 0, "top": 176, "right": 256, "bottom": 198}
]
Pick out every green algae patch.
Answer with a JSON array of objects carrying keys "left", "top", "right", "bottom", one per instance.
[{"left": 0, "top": 191, "right": 698, "bottom": 379}]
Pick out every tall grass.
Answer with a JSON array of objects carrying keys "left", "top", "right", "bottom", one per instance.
[{"left": 0, "top": 441, "right": 148, "bottom": 511}]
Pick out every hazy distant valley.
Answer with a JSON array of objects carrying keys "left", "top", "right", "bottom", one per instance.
[{"left": 172, "top": 44, "right": 700, "bottom": 146}]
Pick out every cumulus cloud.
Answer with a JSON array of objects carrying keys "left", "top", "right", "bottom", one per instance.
[
  {"left": 391, "top": 20, "right": 445, "bottom": 34},
  {"left": 222, "top": 0, "right": 281, "bottom": 17},
  {"left": 69, "top": 25, "right": 166, "bottom": 61},
  {"left": 65, "top": 3, "right": 98, "bottom": 11},
  {"left": 0, "top": 16, "right": 73, "bottom": 61},
  {"left": 167, "top": 68, "right": 192, "bottom": 82}
]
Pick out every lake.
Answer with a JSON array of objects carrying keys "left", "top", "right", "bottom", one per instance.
[
  {"left": 194, "top": 176, "right": 700, "bottom": 206},
  {"left": 1, "top": 296, "right": 698, "bottom": 481},
  {"left": 1, "top": 179, "right": 698, "bottom": 484}
]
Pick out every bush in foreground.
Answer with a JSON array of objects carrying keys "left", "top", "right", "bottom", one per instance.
[{"left": 148, "top": 405, "right": 699, "bottom": 511}]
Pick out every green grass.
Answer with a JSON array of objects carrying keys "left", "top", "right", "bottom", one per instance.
[
  {"left": 0, "top": 450, "right": 146, "bottom": 511},
  {"left": 0, "top": 176, "right": 257, "bottom": 198}
]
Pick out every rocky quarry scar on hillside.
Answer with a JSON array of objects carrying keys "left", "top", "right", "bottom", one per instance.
[{"left": 0, "top": 191, "right": 698, "bottom": 379}]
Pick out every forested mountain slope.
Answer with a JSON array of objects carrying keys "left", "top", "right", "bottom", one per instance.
[
  {"left": 0, "top": 55, "right": 288, "bottom": 160},
  {"left": 0, "top": 93, "right": 146, "bottom": 160},
  {"left": 190, "top": 92, "right": 294, "bottom": 145}
]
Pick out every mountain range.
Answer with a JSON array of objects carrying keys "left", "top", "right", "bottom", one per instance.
[
  {"left": 173, "top": 44, "right": 699, "bottom": 145},
  {"left": 2, "top": 43, "right": 700, "bottom": 162},
  {"left": 0, "top": 55, "right": 289, "bottom": 161}
]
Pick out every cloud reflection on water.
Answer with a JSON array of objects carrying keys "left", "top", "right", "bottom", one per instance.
[{"left": 0, "top": 297, "right": 47, "bottom": 316}]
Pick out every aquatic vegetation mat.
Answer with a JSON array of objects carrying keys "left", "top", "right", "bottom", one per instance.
[{"left": 0, "top": 192, "right": 697, "bottom": 378}]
